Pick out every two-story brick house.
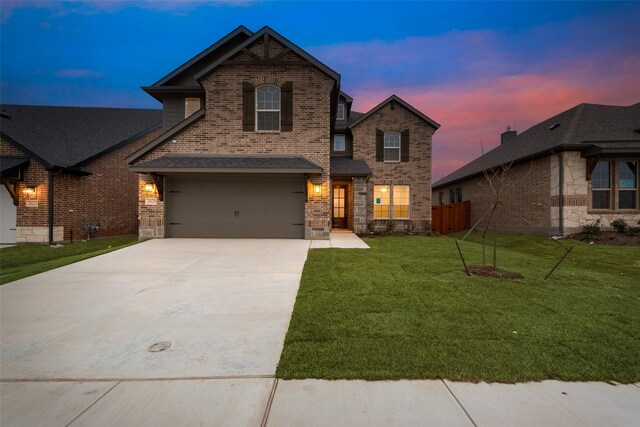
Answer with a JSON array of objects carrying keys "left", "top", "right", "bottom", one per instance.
[{"left": 127, "top": 26, "right": 440, "bottom": 239}]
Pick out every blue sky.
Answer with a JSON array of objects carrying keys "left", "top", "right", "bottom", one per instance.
[{"left": 2, "top": 1, "right": 639, "bottom": 177}]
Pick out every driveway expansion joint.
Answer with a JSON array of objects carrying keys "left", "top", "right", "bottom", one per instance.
[
  {"left": 65, "top": 381, "right": 121, "bottom": 426},
  {"left": 442, "top": 380, "right": 478, "bottom": 427},
  {"left": 261, "top": 378, "right": 278, "bottom": 427},
  {"left": 1, "top": 375, "right": 275, "bottom": 383}
]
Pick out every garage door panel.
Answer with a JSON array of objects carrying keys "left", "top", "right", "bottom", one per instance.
[{"left": 168, "top": 176, "right": 304, "bottom": 238}]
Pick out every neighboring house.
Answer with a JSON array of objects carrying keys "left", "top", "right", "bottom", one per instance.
[
  {"left": 0, "top": 105, "right": 161, "bottom": 244},
  {"left": 432, "top": 102, "right": 640, "bottom": 234},
  {"left": 127, "top": 26, "right": 440, "bottom": 239}
]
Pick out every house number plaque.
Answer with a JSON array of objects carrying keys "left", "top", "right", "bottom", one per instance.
[
  {"left": 145, "top": 197, "right": 158, "bottom": 206},
  {"left": 25, "top": 200, "right": 38, "bottom": 208}
]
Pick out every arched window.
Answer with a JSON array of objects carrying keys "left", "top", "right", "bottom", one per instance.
[
  {"left": 384, "top": 131, "right": 400, "bottom": 162},
  {"left": 256, "top": 85, "right": 280, "bottom": 131}
]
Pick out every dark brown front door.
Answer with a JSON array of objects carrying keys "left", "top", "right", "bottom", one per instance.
[{"left": 332, "top": 185, "right": 347, "bottom": 228}]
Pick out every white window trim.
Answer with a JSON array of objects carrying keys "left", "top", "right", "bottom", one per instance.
[
  {"left": 337, "top": 103, "right": 345, "bottom": 121},
  {"left": 384, "top": 131, "right": 401, "bottom": 163},
  {"left": 256, "top": 85, "right": 281, "bottom": 132},
  {"left": 333, "top": 134, "right": 346, "bottom": 152}
]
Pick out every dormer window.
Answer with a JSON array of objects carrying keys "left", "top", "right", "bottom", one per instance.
[
  {"left": 256, "top": 85, "right": 280, "bottom": 131},
  {"left": 185, "top": 98, "right": 200, "bottom": 118},
  {"left": 337, "top": 103, "right": 345, "bottom": 121}
]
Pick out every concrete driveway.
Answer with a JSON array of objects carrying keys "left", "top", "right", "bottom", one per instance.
[{"left": 1, "top": 238, "right": 309, "bottom": 380}]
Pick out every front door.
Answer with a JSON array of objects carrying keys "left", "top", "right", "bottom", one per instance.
[{"left": 332, "top": 185, "right": 347, "bottom": 228}]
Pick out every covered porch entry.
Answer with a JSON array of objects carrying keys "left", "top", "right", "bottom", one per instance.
[{"left": 330, "top": 157, "right": 372, "bottom": 232}]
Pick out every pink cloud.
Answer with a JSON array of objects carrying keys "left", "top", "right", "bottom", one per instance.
[{"left": 349, "top": 57, "right": 640, "bottom": 181}]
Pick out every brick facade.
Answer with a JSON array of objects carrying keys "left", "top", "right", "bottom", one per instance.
[
  {"left": 433, "top": 157, "right": 552, "bottom": 233},
  {"left": 135, "top": 38, "right": 333, "bottom": 239},
  {"left": 1, "top": 129, "right": 160, "bottom": 243},
  {"left": 351, "top": 101, "right": 435, "bottom": 232}
]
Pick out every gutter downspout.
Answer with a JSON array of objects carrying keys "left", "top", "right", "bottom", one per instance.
[
  {"left": 48, "top": 170, "right": 54, "bottom": 245},
  {"left": 558, "top": 153, "right": 564, "bottom": 236}
]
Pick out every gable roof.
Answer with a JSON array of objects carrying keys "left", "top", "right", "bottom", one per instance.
[
  {"left": 433, "top": 102, "right": 640, "bottom": 189},
  {"left": 0, "top": 105, "right": 162, "bottom": 169},
  {"left": 193, "top": 26, "right": 340, "bottom": 83},
  {"left": 148, "top": 25, "right": 253, "bottom": 89},
  {"left": 349, "top": 95, "right": 440, "bottom": 129}
]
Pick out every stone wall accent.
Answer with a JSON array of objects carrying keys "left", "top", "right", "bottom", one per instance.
[
  {"left": 553, "top": 151, "right": 640, "bottom": 233},
  {"left": 133, "top": 37, "right": 333, "bottom": 240},
  {"left": 351, "top": 101, "right": 435, "bottom": 233},
  {"left": 433, "top": 156, "right": 552, "bottom": 233},
  {"left": 353, "top": 177, "right": 368, "bottom": 234},
  {"left": 16, "top": 226, "right": 63, "bottom": 243}
]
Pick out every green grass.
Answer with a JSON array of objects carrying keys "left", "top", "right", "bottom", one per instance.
[
  {"left": 0, "top": 236, "right": 138, "bottom": 285},
  {"left": 277, "top": 233, "right": 640, "bottom": 383}
]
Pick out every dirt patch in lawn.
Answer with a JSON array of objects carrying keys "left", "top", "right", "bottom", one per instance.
[
  {"left": 569, "top": 231, "right": 640, "bottom": 246},
  {"left": 468, "top": 265, "right": 524, "bottom": 279}
]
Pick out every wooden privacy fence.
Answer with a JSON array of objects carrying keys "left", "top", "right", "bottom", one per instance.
[{"left": 432, "top": 201, "right": 471, "bottom": 235}]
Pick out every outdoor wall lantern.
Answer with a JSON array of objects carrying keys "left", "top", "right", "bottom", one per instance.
[
  {"left": 314, "top": 184, "right": 322, "bottom": 195},
  {"left": 23, "top": 185, "right": 36, "bottom": 195},
  {"left": 144, "top": 183, "right": 155, "bottom": 193}
]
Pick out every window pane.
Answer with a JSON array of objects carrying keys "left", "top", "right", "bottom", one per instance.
[
  {"left": 619, "top": 161, "right": 637, "bottom": 189},
  {"left": 592, "top": 190, "right": 610, "bottom": 209},
  {"left": 384, "top": 131, "right": 400, "bottom": 147},
  {"left": 393, "top": 185, "right": 409, "bottom": 205},
  {"left": 334, "top": 135, "right": 345, "bottom": 151},
  {"left": 257, "top": 111, "right": 280, "bottom": 130},
  {"left": 619, "top": 191, "right": 637, "bottom": 209},
  {"left": 384, "top": 148, "right": 400, "bottom": 161},
  {"left": 592, "top": 161, "right": 610, "bottom": 189},
  {"left": 449, "top": 189, "right": 455, "bottom": 204},
  {"left": 393, "top": 206, "right": 409, "bottom": 219},
  {"left": 337, "top": 103, "right": 345, "bottom": 120},
  {"left": 439, "top": 192, "right": 444, "bottom": 205},
  {"left": 456, "top": 187, "right": 463, "bottom": 202},
  {"left": 374, "top": 206, "right": 389, "bottom": 219},
  {"left": 257, "top": 86, "right": 280, "bottom": 110},
  {"left": 374, "top": 185, "right": 390, "bottom": 205}
]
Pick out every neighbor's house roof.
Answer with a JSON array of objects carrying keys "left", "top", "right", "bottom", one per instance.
[
  {"left": 0, "top": 105, "right": 162, "bottom": 172},
  {"left": 130, "top": 154, "right": 322, "bottom": 174},
  {"left": 433, "top": 102, "right": 640, "bottom": 189}
]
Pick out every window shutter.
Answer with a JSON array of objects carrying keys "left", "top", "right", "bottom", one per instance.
[
  {"left": 281, "top": 81, "right": 293, "bottom": 132},
  {"left": 376, "top": 129, "right": 384, "bottom": 162},
  {"left": 401, "top": 129, "right": 410, "bottom": 162},
  {"left": 242, "top": 82, "right": 255, "bottom": 131}
]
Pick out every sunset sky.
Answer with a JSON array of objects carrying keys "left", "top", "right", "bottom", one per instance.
[{"left": 2, "top": 1, "right": 639, "bottom": 179}]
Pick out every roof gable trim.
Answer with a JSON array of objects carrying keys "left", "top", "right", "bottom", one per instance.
[{"left": 349, "top": 95, "right": 440, "bottom": 129}]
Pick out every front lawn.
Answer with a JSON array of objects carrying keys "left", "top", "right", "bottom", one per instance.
[
  {"left": 0, "top": 236, "right": 138, "bottom": 285},
  {"left": 277, "top": 233, "right": 640, "bottom": 383}
]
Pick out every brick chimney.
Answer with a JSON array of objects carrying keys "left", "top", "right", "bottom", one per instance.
[{"left": 501, "top": 126, "right": 517, "bottom": 144}]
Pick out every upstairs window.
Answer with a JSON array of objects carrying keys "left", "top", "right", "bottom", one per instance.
[
  {"left": 619, "top": 161, "right": 637, "bottom": 209},
  {"left": 456, "top": 187, "right": 463, "bottom": 202},
  {"left": 337, "top": 103, "right": 345, "bottom": 121},
  {"left": 185, "top": 98, "right": 201, "bottom": 118},
  {"left": 256, "top": 85, "right": 280, "bottom": 131},
  {"left": 384, "top": 131, "right": 400, "bottom": 162},
  {"left": 592, "top": 161, "right": 611, "bottom": 209},
  {"left": 333, "top": 134, "right": 346, "bottom": 152}
]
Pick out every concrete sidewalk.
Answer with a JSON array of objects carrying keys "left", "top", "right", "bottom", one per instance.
[
  {"left": 310, "top": 230, "right": 369, "bottom": 249},
  {"left": 2, "top": 378, "right": 639, "bottom": 426}
]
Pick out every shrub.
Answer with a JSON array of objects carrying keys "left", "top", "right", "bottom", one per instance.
[
  {"left": 386, "top": 220, "right": 394, "bottom": 234},
  {"left": 611, "top": 218, "right": 628, "bottom": 233},
  {"left": 580, "top": 220, "right": 602, "bottom": 235},
  {"left": 627, "top": 226, "right": 640, "bottom": 235}
]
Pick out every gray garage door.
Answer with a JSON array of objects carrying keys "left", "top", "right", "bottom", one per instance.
[{"left": 167, "top": 175, "right": 305, "bottom": 238}]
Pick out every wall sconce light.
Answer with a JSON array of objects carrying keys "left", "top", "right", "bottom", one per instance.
[
  {"left": 314, "top": 184, "right": 322, "bottom": 194},
  {"left": 23, "top": 185, "right": 36, "bottom": 195},
  {"left": 144, "top": 183, "right": 155, "bottom": 192}
]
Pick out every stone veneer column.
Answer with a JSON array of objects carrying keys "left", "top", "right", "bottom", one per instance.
[{"left": 353, "top": 177, "right": 368, "bottom": 234}]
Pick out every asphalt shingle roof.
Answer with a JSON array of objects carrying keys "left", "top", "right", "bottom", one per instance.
[
  {"left": 433, "top": 102, "right": 640, "bottom": 189},
  {"left": 0, "top": 105, "right": 162, "bottom": 168},
  {"left": 330, "top": 157, "right": 372, "bottom": 177},
  {"left": 0, "top": 156, "right": 30, "bottom": 175},
  {"left": 131, "top": 155, "right": 323, "bottom": 173}
]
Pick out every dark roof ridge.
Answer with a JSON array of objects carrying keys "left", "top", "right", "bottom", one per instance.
[{"left": 348, "top": 94, "right": 440, "bottom": 129}]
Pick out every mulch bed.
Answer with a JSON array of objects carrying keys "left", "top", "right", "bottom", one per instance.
[
  {"left": 468, "top": 265, "right": 524, "bottom": 279},
  {"left": 569, "top": 231, "right": 640, "bottom": 246}
]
